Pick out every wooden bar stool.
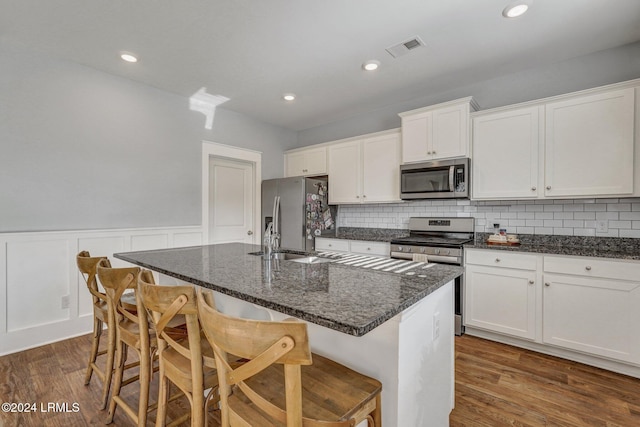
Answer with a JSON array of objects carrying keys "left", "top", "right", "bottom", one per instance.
[
  {"left": 137, "top": 271, "right": 219, "bottom": 427},
  {"left": 76, "top": 251, "right": 136, "bottom": 409},
  {"left": 97, "top": 260, "right": 160, "bottom": 426},
  {"left": 195, "top": 287, "right": 382, "bottom": 427}
]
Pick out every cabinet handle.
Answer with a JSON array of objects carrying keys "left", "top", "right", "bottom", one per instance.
[
  {"left": 363, "top": 195, "right": 366, "bottom": 198},
  {"left": 546, "top": 185, "right": 551, "bottom": 190},
  {"left": 432, "top": 151, "right": 436, "bottom": 155},
  {"left": 247, "top": 230, "right": 253, "bottom": 235},
  {"left": 356, "top": 195, "right": 360, "bottom": 198},
  {"left": 328, "top": 244, "right": 332, "bottom": 247},
  {"left": 367, "top": 247, "right": 371, "bottom": 251},
  {"left": 531, "top": 187, "right": 536, "bottom": 191},
  {"left": 427, "top": 151, "right": 432, "bottom": 155},
  {"left": 529, "top": 280, "right": 534, "bottom": 285},
  {"left": 585, "top": 266, "right": 592, "bottom": 271},
  {"left": 303, "top": 169, "right": 308, "bottom": 172},
  {"left": 495, "top": 258, "right": 501, "bottom": 262},
  {"left": 545, "top": 282, "right": 550, "bottom": 287}
]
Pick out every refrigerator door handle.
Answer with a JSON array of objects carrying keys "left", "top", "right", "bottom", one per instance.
[{"left": 274, "top": 196, "right": 281, "bottom": 248}]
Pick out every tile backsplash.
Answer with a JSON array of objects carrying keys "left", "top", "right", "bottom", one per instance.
[{"left": 337, "top": 198, "right": 640, "bottom": 238}]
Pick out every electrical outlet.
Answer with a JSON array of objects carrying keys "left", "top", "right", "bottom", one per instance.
[
  {"left": 596, "top": 220, "right": 608, "bottom": 233},
  {"left": 433, "top": 312, "right": 440, "bottom": 341},
  {"left": 61, "top": 295, "right": 70, "bottom": 309}
]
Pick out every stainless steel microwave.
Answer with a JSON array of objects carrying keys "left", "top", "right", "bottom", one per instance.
[{"left": 400, "top": 158, "right": 469, "bottom": 200}]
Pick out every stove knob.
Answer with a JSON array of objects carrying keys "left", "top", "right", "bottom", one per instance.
[
  {"left": 397, "top": 246, "right": 403, "bottom": 252},
  {"left": 443, "top": 249, "right": 450, "bottom": 255},
  {"left": 406, "top": 247, "right": 412, "bottom": 253},
  {"left": 435, "top": 249, "right": 440, "bottom": 255},
  {"left": 420, "top": 248, "right": 426, "bottom": 253}
]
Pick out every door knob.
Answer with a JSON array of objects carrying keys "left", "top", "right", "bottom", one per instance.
[
  {"left": 531, "top": 187, "right": 536, "bottom": 191},
  {"left": 546, "top": 186, "right": 551, "bottom": 190},
  {"left": 545, "top": 282, "right": 550, "bottom": 287},
  {"left": 247, "top": 230, "right": 253, "bottom": 235},
  {"left": 528, "top": 280, "right": 534, "bottom": 285}
]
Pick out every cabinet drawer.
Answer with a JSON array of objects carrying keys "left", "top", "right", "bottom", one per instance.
[
  {"left": 544, "top": 256, "right": 640, "bottom": 282},
  {"left": 315, "top": 238, "right": 350, "bottom": 252},
  {"left": 465, "top": 249, "right": 538, "bottom": 270},
  {"left": 349, "top": 241, "right": 390, "bottom": 257}
]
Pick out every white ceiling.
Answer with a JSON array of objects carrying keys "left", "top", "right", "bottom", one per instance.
[{"left": 2, "top": 0, "right": 640, "bottom": 131}]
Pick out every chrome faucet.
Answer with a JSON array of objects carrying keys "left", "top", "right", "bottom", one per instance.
[{"left": 263, "top": 222, "right": 279, "bottom": 257}]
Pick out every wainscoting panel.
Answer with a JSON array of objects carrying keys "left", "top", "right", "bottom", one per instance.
[
  {"left": 0, "top": 226, "right": 202, "bottom": 356},
  {"left": 6, "top": 238, "right": 72, "bottom": 332}
]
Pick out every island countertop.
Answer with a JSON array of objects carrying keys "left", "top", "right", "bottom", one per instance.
[{"left": 114, "top": 242, "right": 462, "bottom": 337}]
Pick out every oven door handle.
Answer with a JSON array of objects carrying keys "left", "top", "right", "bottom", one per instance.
[{"left": 390, "top": 252, "right": 461, "bottom": 264}]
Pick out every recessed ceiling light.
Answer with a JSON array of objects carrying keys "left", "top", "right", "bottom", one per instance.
[
  {"left": 362, "top": 60, "right": 380, "bottom": 71},
  {"left": 283, "top": 93, "right": 296, "bottom": 101},
  {"left": 502, "top": 2, "right": 530, "bottom": 18},
  {"left": 120, "top": 52, "right": 138, "bottom": 63}
]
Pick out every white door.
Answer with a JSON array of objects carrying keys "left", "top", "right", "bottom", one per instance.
[{"left": 209, "top": 157, "right": 254, "bottom": 244}]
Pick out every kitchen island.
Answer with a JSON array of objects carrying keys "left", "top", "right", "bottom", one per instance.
[{"left": 115, "top": 242, "right": 463, "bottom": 426}]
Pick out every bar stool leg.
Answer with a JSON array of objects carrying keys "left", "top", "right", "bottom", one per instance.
[
  {"left": 100, "top": 322, "right": 117, "bottom": 409},
  {"left": 156, "top": 366, "right": 169, "bottom": 427},
  {"left": 85, "top": 317, "right": 102, "bottom": 385},
  {"left": 106, "top": 338, "right": 126, "bottom": 424}
]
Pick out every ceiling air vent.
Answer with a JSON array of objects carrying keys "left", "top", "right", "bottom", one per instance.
[{"left": 386, "top": 36, "right": 425, "bottom": 58}]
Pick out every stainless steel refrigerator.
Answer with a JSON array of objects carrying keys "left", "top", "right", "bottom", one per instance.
[{"left": 262, "top": 177, "right": 335, "bottom": 252}]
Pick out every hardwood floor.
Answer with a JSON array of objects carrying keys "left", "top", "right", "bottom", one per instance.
[
  {"left": 450, "top": 335, "right": 640, "bottom": 426},
  {"left": 2, "top": 333, "right": 640, "bottom": 426},
  {"left": 0, "top": 334, "right": 219, "bottom": 427}
]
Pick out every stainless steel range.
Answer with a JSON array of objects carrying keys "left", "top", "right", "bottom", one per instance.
[{"left": 390, "top": 217, "right": 475, "bottom": 335}]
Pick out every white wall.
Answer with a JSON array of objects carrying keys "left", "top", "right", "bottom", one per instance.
[
  {"left": 0, "top": 48, "right": 296, "bottom": 233},
  {"left": 297, "top": 41, "right": 640, "bottom": 146},
  {"left": 0, "top": 226, "right": 203, "bottom": 356}
]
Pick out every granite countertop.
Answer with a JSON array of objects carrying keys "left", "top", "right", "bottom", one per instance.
[
  {"left": 319, "top": 227, "right": 409, "bottom": 242},
  {"left": 115, "top": 243, "right": 462, "bottom": 337},
  {"left": 466, "top": 233, "right": 640, "bottom": 260}
]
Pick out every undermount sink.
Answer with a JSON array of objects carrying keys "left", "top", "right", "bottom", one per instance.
[
  {"left": 286, "top": 255, "right": 332, "bottom": 264},
  {"left": 248, "top": 250, "right": 332, "bottom": 264}
]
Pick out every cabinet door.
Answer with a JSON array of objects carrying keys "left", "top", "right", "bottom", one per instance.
[
  {"left": 401, "top": 113, "right": 431, "bottom": 163},
  {"left": 303, "top": 147, "right": 327, "bottom": 176},
  {"left": 472, "top": 106, "right": 540, "bottom": 199},
  {"left": 315, "top": 237, "right": 350, "bottom": 253},
  {"left": 465, "top": 264, "right": 537, "bottom": 340},
  {"left": 543, "top": 273, "right": 640, "bottom": 364},
  {"left": 328, "top": 140, "right": 361, "bottom": 203},
  {"left": 431, "top": 103, "right": 468, "bottom": 160},
  {"left": 362, "top": 133, "right": 401, "bottom": 202},
  {"left": 545, "top": 88, "right": 635, "bottom": 197},
  {"left": 285, "top": 152, "right": 306, "bottom": 177}
]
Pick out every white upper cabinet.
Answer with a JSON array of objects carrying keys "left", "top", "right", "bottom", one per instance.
[
  {"left": 328, "top": 140, "right": 362, "bottom": 204},
  {"left": 471, "top": 84, "right": 637, "bottom": 200},
  {"left": 400, "top": 97, "right": 477, "bottom": 163},
  {"left": 328, "top": 130, "right": 400, "bottom": 204},
  {"left": 361, "top": 132, "right": 401, "bottom": 202},
  {"left": 472, "top": 106, "right": 541, "bottom": 199},
  {"left": 544, "top": 88, "right": 635, "bottom": 197},
  {"left": 284, "top": 146, "right": 327, "bottom": 177}
]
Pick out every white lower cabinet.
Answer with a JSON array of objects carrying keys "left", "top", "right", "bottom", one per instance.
[
  {"left": 315, "top": 237, "right": 389, "bottom": 257},
  {"left": 465, "top": 251, "right": 538, "bottom": 340},
  {"left": 465, "top": 249, "right": 640, "bottom": 368},
  {"left": 542, "top": 256, "right": 640, "bottom": 365}
]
